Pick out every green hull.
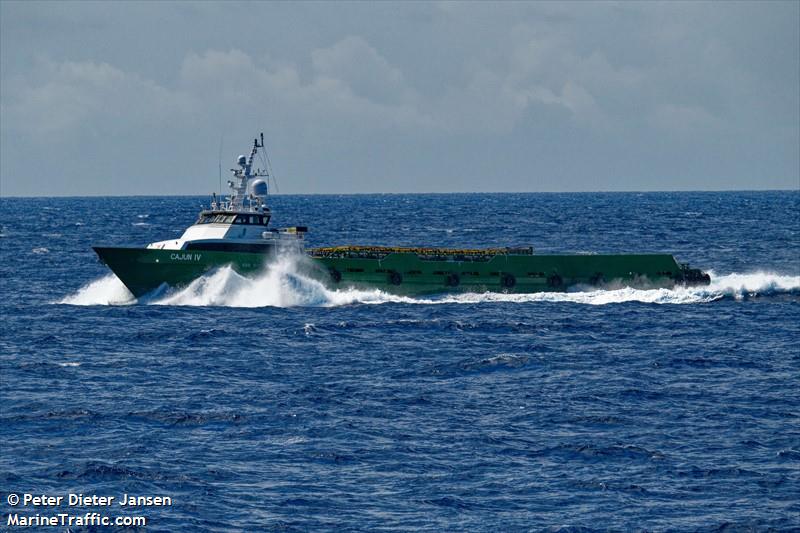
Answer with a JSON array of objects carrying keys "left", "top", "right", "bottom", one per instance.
[
  {"left": 93, "top": 247, "right": 276, "bottom": 297},
  {"left": 313, "top": 252, "right": 682, "bottom": 295},
  {"left": 93, "top": 246, "right": 705, "bottom": 299}
]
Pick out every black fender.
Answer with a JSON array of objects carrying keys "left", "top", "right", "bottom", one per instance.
[
  {"left": 500, "top": 273, "right": 516, "bottom": 289},
  {"left": 445, "top": 272, "right": 460, "bottom": 287},
  {"left": 328, "top": 267, "right": 342, "bottom": 283},
  {"left": 547, "top": 273, "right": 563, "bottom": 288},
  {"left": 389, "top": 271, "right": 403, "bottom": 285}
]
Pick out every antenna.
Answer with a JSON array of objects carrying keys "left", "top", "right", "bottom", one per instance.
[
  {"left": 257, "top": 132, "right": 279, "bottom": 194},
  {"left": 265, "top": 149, "right": 279, "bottom": 193},
  {"left": 218, "top": 134, "right": 223, "bottom": 198}
]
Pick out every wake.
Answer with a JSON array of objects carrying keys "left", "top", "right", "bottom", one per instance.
[{"left": 60, "top": 258, "right": 800, "bottom": 308}]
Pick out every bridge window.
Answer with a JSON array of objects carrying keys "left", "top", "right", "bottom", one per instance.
[{"left": 200, "top": 213, "right": 267, "bottom": 225}]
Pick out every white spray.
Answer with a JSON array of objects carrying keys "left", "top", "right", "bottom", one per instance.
[{"left": 61, "top": 261, "right": 800, "bottom": 308}]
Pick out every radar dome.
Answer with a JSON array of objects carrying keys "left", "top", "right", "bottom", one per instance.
[
  {"left": 237, "top": 155, "right": 247, "bottom": 166},
  {"left": 250, "top": 179, "right": 268, "bottom": 196}
]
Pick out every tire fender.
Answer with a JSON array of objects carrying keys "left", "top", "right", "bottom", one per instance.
[
  {"left": 501, "top": 273, "right": 516, "bottom": 289},
  {"left": 547, "top": 273, "right": 563, "bottom": 288}
]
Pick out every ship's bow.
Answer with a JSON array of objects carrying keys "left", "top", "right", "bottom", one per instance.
[{"left": 93, "top": 247, "right": 164, "bottom": 297}]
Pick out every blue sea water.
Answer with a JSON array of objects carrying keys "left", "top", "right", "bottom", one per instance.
[{"left": 1, "top": 191, "right": 799, "bottom": 531}]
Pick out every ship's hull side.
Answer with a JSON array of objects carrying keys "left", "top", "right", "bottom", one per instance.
[
  {"left": 313, "top": 252, "right": 684, "bottom": 295},
  {"left": 93, "top": 246, "right": 695, "bottom": 298}
]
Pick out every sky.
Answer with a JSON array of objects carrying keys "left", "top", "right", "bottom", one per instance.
[{"left": 1, "top": 1, "right": 798, "bottom": 196}]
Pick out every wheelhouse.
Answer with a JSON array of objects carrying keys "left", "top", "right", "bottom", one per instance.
[{"left": 196, "top": 211, "right": 272, "bottom": 226}]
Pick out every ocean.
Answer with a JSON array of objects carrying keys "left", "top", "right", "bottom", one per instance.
[{"left": 1, "top": 191, "right": 798, "bottom": 531}]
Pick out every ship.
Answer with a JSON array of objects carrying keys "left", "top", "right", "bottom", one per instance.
[{"left": 93, "top": 133, "right": 711, "bottom": 299}]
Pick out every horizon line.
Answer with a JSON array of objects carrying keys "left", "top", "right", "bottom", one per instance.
[{"left": 1, "top": 187, "right": 798, "bottom": 199}]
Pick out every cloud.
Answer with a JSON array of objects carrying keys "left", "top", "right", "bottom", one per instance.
[
  {"left": 1, "top": 1, "right": 797, "bottom": 194},
  {"left": 311, "top": 36, "right": 409, "bottom": 104},
  {"left": 0, "top": 19, "right": 745, "bottom": 144},
  {"left": 3, "top": 40, "right": 439, "bottom": 145},
  {"left": 3, "top": 27, "right": 635, "bottom": 144},
  {"left": 649, "top": 103, "right": 721, "bottom": 135},
  {"left": 181, "top": 45, "right": 437, "bottom": 135},
  {"left": 3, "top": 59, "right": 192, "bottom": 135}
]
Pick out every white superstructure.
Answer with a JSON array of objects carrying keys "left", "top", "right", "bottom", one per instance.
[{"left": 147, "top": 133, "right": 306, "bottom": 252}]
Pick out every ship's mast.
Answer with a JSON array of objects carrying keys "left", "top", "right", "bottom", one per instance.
[{"left": 216, "top": 133, "right": 270, "bottom": 213}]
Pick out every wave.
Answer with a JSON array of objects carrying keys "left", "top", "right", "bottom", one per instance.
[
  {"left": 60, "top": 274, "right": 137, "bottom": 306},
  {"left": 60, "top": 258, "right": 800, "bottom": 308}
]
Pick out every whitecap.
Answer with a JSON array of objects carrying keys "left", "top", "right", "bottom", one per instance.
[{"left": 60, "top": 274, "right": 136, "bottom": 306}]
